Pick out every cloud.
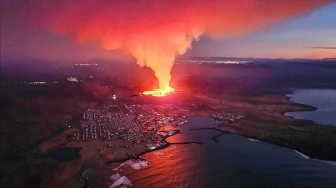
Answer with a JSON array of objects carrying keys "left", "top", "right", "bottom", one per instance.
[{"left": 312, "top": 47, "right": 336, "bottom": 50}]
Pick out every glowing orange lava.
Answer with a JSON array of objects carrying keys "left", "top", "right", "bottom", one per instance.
[{"left": 143, "top": 87, "right": 175, "bottom": 97}]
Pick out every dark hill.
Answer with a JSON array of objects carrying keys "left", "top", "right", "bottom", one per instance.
[{"left": 49, "top": 81, "right": 112, "bottom": 101}]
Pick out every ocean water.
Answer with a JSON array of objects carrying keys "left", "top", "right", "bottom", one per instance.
[
  {"left": 110, "top": 116, "right": 336, "bottom": 188},
  {"left": 285, "top": 89, "right": 336, "bottom": 126}
]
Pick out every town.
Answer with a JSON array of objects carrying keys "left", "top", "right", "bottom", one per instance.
[
  {"left": 67, "top": 103, "right": 189, "bottom": 144},
  {"left": 67, "top": 101, "right": 245, "bottom": 151}
]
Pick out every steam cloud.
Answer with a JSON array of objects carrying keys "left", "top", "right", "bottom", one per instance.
[{"left": 20, "top": 0, "right": 331, "bottom": 91}]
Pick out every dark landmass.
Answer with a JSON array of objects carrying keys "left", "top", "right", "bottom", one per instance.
[{"left": 1, "top": 59, "right": 336, "bottom": 187}]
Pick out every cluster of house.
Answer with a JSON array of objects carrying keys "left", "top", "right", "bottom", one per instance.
[
  {"left": 211, "top": 112, "right": 244, "bottom": 122},
  {"left": 67, "top": 104, "right": 188, "bottom": 143}
]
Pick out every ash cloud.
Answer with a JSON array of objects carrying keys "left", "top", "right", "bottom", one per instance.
[{"left": 9, "top": 0, "right": 333, "bottom": 90}]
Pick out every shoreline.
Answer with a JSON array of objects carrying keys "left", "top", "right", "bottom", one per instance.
[
  {"left": 94, "top": 113, "right": 336, "bottom": 187},
  {"left": 284, "top": 90, "right": 336, "bottom": 127},
  {"left": 282, "top": 92, "right": 318, "bottom": 117},
  {"left": 99, "top": 116, "right": 336, "bottom": 188},
  {"left": 214, "top": 125, "right": 336, "bottom": 162},
  {"left": 68, "top": 110, "right": 335, "bottom": 188},
  {"left": 103, "top": 129, "right": 202, "bottom": 165},
  {"left": 42, "top": 91, "right": 336, "bottom": 187},
  {"left": 105, "top": 105, "right": 336, "bottom": 165},
  {"left": 191, "top": 125, "right": 336, "bottom": 164},
  {"left": 82, "top": 129, "right": 201, "bottom": 187}
]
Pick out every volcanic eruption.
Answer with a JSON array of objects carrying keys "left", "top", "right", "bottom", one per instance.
[{"left": 17, "top": 0, "right": 332, "bottom": 96}]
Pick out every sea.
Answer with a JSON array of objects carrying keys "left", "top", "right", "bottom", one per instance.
[
  {"left": 101, "top": 116, "right": 336, "bottom": 188},
  {"left": 285, "top": 89, "right": 336, "bottom": 126}
]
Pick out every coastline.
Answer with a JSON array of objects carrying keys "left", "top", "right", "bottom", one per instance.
[
  {"left": 94, "top": 112, "right": 336, "bottom": 187},
  {"left": 101, "top": 100, "right": 336, "bottom": 166},
  {"left": 104, "top": 130, "right": 183, "bottom": 165},
  {"left": 282, "top": 91, "right": 318, "bottom": 117},
  {"left": 189, "top": 124, "right": 336, "bottom": 166},
  {"left": 284, "top": 89, "right": 336, "bottom": 127},
  {"left": 39, "top": 91, "right": 336, "bottom": 188},
  {"left": 214, "top": 92, "right": 336, "bottom": 162},
  {"left": 81, "top": 129, "right": 202, "bottom": 187}
]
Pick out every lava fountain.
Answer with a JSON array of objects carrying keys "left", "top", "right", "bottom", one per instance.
[{"left": 143, "top": 87, "right": 175, "bottom": 97}]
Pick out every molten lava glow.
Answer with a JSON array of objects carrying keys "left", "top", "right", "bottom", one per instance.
[
  {"left": 20, "top": 0, "right": 332, "bottom": 90},
  {"left": 143, "top": 87, "right": 175, "bottom": 97}
]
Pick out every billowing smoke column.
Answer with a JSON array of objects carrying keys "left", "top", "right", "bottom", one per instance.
[{"left": 22, "top": 0, "right": 331, "bottom": 93}]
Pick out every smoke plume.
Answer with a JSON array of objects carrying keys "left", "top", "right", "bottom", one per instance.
[{"left": 20, "top": 0, "right": 331, "bottom": 91}]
